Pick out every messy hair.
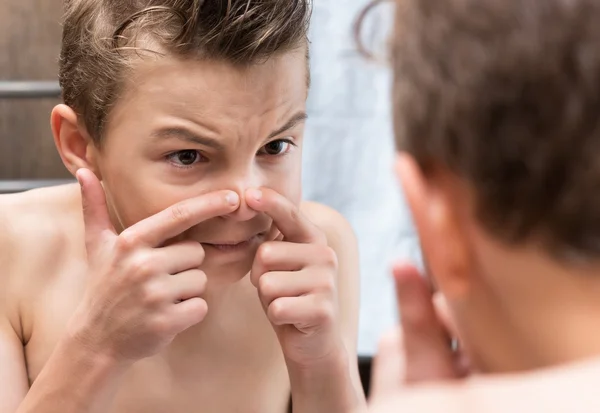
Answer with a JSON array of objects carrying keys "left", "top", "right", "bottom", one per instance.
[
  {"left": 59, "top": 0, "right": 312, "bottom": 143},
  {"left": 359, "top": 0, "right": 600, "bottom": 259}
]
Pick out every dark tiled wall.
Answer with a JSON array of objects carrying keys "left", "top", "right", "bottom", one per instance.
[{"left": 0, "top": 1, "right": 68, "bottom": 179}]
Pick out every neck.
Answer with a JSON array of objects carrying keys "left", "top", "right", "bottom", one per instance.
[{"left": 469, "top": 241, "right": 600, "bottom": 373}]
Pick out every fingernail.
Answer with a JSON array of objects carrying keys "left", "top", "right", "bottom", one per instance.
[
  {"left": 225, "top": 192, "right": 239, "bottom": 206},
  {"left": 248, "top": 188, "right": 262, "bottom": 202}
]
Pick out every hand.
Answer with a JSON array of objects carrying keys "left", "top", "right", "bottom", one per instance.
[
  {"left": 246, "top": 188, "right": 344, "bottom": 367},
  {"left": 67, "top": 168, "right": 240, "bottom": 364},
  {"left": 370, "top": 263, "right": 470, "bottom": 401}
]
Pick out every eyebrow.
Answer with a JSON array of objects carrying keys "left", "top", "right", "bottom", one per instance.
[
  {"left": 151, "top": 111, "right": 308, "bottom": 149},
  {"left": 267, "top": 111, "right": 308, "bottom": 140},
  {"left": 151, "top": 128, "right": 226, "bottom": 151}
]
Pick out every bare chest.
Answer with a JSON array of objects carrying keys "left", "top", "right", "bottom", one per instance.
[{"left": 22, "top": 263, "right": 290, "bottom": 413}]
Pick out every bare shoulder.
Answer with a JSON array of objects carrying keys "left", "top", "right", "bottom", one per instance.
[
  {"left": 0, "top": 184, "right": 80, "bottom": 245},
  {"left": 299, "top": 201, "right": 357, "bottom": 249},
  {"left": 299, "top": 202, "right": 361, "bottom": 358},
  {"left": 0, "top": 184, "right": 83, "bottom": 290},
  {"left": 299, "top": 201, "right": 360, "bottom": 285}
]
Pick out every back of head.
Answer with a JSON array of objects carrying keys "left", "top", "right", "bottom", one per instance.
[
  {"left": 59, "top": 0, "right": 311, "bottom": 142},
  {"left": 392, "top": 0, "right": 600, "bottom": 260},
  {"left": 389, "top": 0, "right": 600, "bottom": 372}
]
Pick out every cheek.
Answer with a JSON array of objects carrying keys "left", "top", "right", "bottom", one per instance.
[
  {"left": 95, "top": 140, "right": 218, "bottom": 229},
  {"left": 265, "top": 165, "right": 302, "bottom": 206},
  {"left": 102, "top": 172, "right": 209, "bottom": 230}
]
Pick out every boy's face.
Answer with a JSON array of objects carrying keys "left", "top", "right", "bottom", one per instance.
[{"left": 90, "top": 51, "right": 308, "bottom": 280}]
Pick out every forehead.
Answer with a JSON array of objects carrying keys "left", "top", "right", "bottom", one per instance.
[{"left": 107, "top": 50, "right": 309, "bottom": 129}]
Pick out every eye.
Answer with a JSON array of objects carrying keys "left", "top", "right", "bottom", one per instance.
[
  {"left": 258, "top": 139, "right": 295, "bottom": 156},
  {"left": 166, "top": 150, "right": 204, "bottom": 167}
]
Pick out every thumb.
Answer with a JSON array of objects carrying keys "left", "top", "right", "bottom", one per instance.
[
  {"left": 76, "top": 168, "right": 115, "bottom": 252},
  {"left": 393, "top": 262, "right": 456, "bottom": 383}
]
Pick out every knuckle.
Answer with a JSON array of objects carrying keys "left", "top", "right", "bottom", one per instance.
[
  {"left": 170, "top": 202, "right": 192, "bottom": 224},
  {"left": 141, "top": 283, "right": 167, "bottom": 306},
  {"left": 149, "top": 315, "right": 171, "bottom": 336},
  {"left": 195, "top": 270, "right": 208, "bottom": 293},
  {"left": 188, "top": 299, "right": 208, "bottom": 322},
  {"left": 318, "top": 275, "right": 336, "bottom": 294},
  {"left": 313, "top": 301, "right": 335, "bottom": 324},
  {"left": 129, "top": 253, "right": 155, "bottom": 279},
  {"left": 321, "top": 246, "right": 339, "bottom": 269},
  {"left": 116, "top": 230, "right": 140, "bottom": 252},
  {"left": 268, "top": 300, "right": 286, "bottom": 323},
  {"left": 256, "top": 243, "right": 274, "bottom": 265},
  {"left": 258, "top": 274, "right": 275, "bottom": 297}
]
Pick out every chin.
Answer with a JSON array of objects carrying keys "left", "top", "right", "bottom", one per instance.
[{"left": 202, "top": 247, "right": 257, "bottom": 285}]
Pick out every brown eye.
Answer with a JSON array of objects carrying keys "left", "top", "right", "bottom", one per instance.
[
  {"left": 167, "top": 150, "right": 202, "bottom": 166},
  {"left": 259, "top": 139, "right": 293, "bottom": 156}
]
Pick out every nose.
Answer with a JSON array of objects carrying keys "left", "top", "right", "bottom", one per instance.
[{"left": 222, "top": 166, "right": 262, "bottom": 222}]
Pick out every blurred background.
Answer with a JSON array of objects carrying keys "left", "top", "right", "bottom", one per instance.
[
  {"left": 0, "top": 0, "right": 422, "bottom": 384},
  {"left": 1, "top": 1, "right": 66, "bottom": 183}
]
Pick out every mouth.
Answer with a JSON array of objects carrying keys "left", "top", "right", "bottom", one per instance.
[{"left": 202, "top": 232, "right": 266, "bottom": 253}]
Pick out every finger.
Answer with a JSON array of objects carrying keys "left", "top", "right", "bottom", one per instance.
[
  {"left": 257, "top": 270, "right": 332, "bottom": 307},
  {"left": 169, "top": 297, "right": 208, "bottom": 334},
  {"left": 250, "top": 242, "right": 335, "bottom": 287},
  {"left": 267, "top": 295, "right": 333, "bottom": 329},
  {"left": 432, "top": 294, "right": 474, "bottom": 376},
  {"left": 370, "top": 328, "right": 407, "bottom": 401},
  {"left": 245, "top": 188, "right": 324, "bottom": 244},
  {"left": 122, "top": 190, "right": 240, "bottom": 248},
  {"left": 156, "top": 240, "right": 205, "bottom": 274},
  {"left": 393, "top": 262, "right": 456, "bottom": 383},
  {"left": 433, "top": 293, "right": 459, "bottom": 340},
  {"left": 167, "top": 269, "right": 207, "bottom": 302},
  {"left": 76, "top": 168, "right": 116, "bottom": 251},
  {"left": 266, "top": 224, "right": 283, "bottom": 242}
]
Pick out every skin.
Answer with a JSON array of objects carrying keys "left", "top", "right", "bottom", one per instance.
[
  {"left": 368, "top": 263, "right": 600, "bottom": 413},
  {"left": 386, "top": 152, "right": 600, "bottom": 373},
  {"left": 366, "top": 0, "right": 600, "bottom": 407},
  {"left": 0, "top": 49, "right": 364, "bottom": 413}
]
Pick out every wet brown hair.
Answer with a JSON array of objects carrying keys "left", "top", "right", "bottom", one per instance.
[
  {"left": 59, "top": 0, "right": 312, "bottom": 143},
  {"left": 359, "top": 0, "right": 600, "bottom": 259}
]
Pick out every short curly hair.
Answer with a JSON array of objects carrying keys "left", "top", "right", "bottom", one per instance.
[{"left": 59, "top": 0, "right": 312, "bottom": 143}]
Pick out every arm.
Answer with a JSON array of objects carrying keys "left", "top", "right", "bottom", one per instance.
[
  {"left": 3, "top": 173, "right": 241, "bottom": 413},
  {"left": 0, "top": 208, "right": 31, "bottom": 412},
  {"left": 0, "top": 199, "right": 129, "bottom": 413},
  {"left": 0, "top": 318, "right": 29, "bottom": 412},
  {"left": 289, "top": 203, "right": 365, "bottom": 413},
  {"left": 14, "top": 336, "right": 130, "bottom": 413}
]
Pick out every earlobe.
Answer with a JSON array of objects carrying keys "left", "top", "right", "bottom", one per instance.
[
  {"left": 51, "top": 104, "right": 97, "bottom": 177},
  {"left": 394, "top": 152, "right": 471, "bottom": 301}
]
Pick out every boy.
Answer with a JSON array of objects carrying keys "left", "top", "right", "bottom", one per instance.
[
  {"left": 0, "top": 1, "right": 365, "bottom": 412},
  {"left": 369, "top": 0, "right": 600, "bottom": 393}
]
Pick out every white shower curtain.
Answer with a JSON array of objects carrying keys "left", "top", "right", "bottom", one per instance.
[{"left": 303, "top": 0, "right": 423, "bottom": 356}]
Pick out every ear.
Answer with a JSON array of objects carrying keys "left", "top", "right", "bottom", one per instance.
[
  {"left": 394, "top": 152, "right": 471, "bottom": 301},
  {"left": 51, "top": 104, "right": 100, "bottom": 177}
]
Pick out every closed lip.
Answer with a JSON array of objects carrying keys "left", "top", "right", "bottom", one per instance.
[{"left": 203, "top": 232, "right": 266, "bottom": 247}]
